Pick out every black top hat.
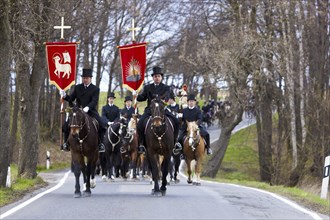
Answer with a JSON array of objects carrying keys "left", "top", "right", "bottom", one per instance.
[
  {"left": 124, "top": 96, "right": 132, "bottom": 102},
  {"left": 107, "top": 92, "right": 116, "bottom": 99},
  {"left": 82, "top": 68, "right": 93, "bottom": 77},
  {"left": 187, "top": 94, "right": 196, "bottom": 101},
  {"left": 151, "top": 66, "right": 163, "bottom": 76}
]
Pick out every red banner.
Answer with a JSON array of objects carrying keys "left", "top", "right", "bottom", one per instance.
[
  {"left": 118, "top": 42, "right": 147, "bottom": 92},
  {"left": 46, "top": 42, "right": 77, "bottom": 91}
]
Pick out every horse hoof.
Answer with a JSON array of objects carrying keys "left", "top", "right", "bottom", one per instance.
[
  {"left": 175, "top": 179, "right": 180, "bottom": 184},
  {"left": 187, "top": 180, "right": 193, "bottom": 184},
  {"left": 102, "top": 175, "right": 107, "bottom": 181},
  {"left": 74, "top": 192, "right": 81, "bottom": 198},
  {"left": 161, "top": 190, "right": 166, "bottom": 196},
  {"left": 151, "top": 190, "right": 162, "bottom": 197},
  {"left": 195, "top": 182, "right": 201, "bottom": 186},
  {"left": 83, "top": 191, "right": 91, "bottom": 197}
]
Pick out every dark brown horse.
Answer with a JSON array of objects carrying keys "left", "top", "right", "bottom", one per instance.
[
  {"left": 120, "top": 114, "right": 139, "bottom": 179},
  {"left": 68, "top": 106, "right": 99, "bottom": 197},
  {"left": 144, "top": 97, "right": 175, "bottom": 196}
]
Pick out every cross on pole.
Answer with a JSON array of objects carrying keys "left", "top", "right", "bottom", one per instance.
[
  {"left": 127, "top": 18, "right": 140, "bottom": 42},
  {"left": 54, "top": 17, "right": 71, "bottom": 40}
]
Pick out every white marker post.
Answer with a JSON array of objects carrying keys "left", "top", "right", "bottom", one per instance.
[
  {"left": 46, "top": 151, "right": 51, "bottom": 170},
  {"left": 6, "top": 166, "right": 11, "bottom": 187},
  {"left": 321, "top": 155, "right": 330, "bottom": 199}
]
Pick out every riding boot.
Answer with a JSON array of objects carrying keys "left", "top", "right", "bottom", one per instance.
[
  {"left": 60, "top": 122, "right": 70, "bottom": 151},
  {"left": 137, "top": 130, "right": 146, "bottom": 154},
  {"left": 98, "top": 129, "right": 106, "bottom": 152},
  {"left": 205, "top": 136, "right": 212, "bottom": 155}
]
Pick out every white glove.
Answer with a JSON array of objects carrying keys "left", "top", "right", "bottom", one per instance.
[
  {"left": 177, "top": 113, "right": 183, "bottom": 118},
  {"left": 107, "top": 121, "right": 114, "bottom": 126},
  {"left": 132, "top": 90, "right": 137, "bottom": 96},
  {"left": 59, "top": 90, "right": 66, "bottom": 98},
  {"left": 83, "top": 106, "right": 89, "bottom": 113}
]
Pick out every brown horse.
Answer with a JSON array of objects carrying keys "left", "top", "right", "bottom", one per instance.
[
  {"left": 119, "top": 114, "right": 139, "bottom": 179},
  {"left": 183, "top": 121, "right": 205, "bottom": 185},
  {"left": 144, "top": 96, "right": 175, "bottom": 196},
  {"left": 68, "top": 106, "right": 99, "bottom": 197}
]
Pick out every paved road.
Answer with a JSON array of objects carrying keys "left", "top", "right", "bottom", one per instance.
[
  {"left": 1, "top": 171, "right": 325, "bottom": 220},
  {"left": 1, "top": 116, "right": 328, "bottom": 220}
]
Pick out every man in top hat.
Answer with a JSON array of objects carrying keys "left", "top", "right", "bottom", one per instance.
[
  {"left": 134, "top": 66, "right": 179, "bottom": 153},
  {"left": 102, "top": 92, "right": 120, "bottom": 126},
  {"left": 177, "top": 94, "right": 213, "bottom": 155},
  {"left": 59, "top": 68, "right": 106, "bottom": 152},
  {"left": 166, "top": 92, "right": 179, "bottom": 117},
  {"left": 121, "top": 96, "right": 135, "bottom": 121}
]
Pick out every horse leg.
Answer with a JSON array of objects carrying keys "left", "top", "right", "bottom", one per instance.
[
  {"left": 72, "top": 160, "right": 82, "bottom": 198},
  {"left": 148, "top": 153, "right": 161, "bottom": 196},
  {"left": 160, "top": 156, "right": 171, "bottom": 196},
  {"left": 90, "top": 153, "right": 98, "bottom": 188},
  {"left": 185, "top": 159, "right": 193, "bottom": 184},
  {"left": 83, "top": 161, "right": 92, "bottom": 197},
  {"left": 174, "top": 155, "right": 180, "bottom": 183}
]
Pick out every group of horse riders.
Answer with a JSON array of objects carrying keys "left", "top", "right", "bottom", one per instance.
[{"left": 59, "top": 66, "right": 212, "bottom": 157}]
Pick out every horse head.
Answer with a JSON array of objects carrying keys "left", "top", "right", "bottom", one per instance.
[
  {"left": 150, "top": 96, "right": 166, "bottom": 127},
  {"left": 186, "top": 121, "right": 200, "bottom": 147},
  {"left": 70, "top": 106, "right": 88, "bottom": 137}
]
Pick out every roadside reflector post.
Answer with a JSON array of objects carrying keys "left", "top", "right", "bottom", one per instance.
[
  {"left": 46, "top": 151, "right": 51, "bottom": 170},
  {"left": 321, "top": 155, "right": 330, "bottom": 199}
]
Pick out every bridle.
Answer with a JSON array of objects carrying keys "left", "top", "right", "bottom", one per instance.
[
  {"left": 186, "top": 122, "right": 200, "bottom": 151},
  {"left": 150, "top": 99, "right": 168, "bottom": 148},
  {"left": 70, "top": 108, "right": 91, "bottom": 150}
]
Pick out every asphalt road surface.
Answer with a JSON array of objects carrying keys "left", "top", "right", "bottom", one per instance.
[{"left": 1, "top": 116, "right": 328, "bottom": 220}]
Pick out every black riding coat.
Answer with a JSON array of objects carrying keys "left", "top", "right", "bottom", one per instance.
[
  {"left": 102, "top": 104, "right": 120, "bottom": 123},
  {"left": 180, "top": 107, "right": 203, "bottom": 132},
  {"left": 64, "top": 83, "right": 106, "bottom": 129},
  {"left": 166, "top": 103, "right": 180, "bottom": 115},
  {"left": 120, "top": 106, "right": 135, "bottom": 121},
  {"left": 137, "top": 82, "right": 171, "bottom": 114}
]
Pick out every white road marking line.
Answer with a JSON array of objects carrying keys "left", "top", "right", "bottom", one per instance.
[{"left": 0, "top": 170, "right": 70, "bottom": 219}]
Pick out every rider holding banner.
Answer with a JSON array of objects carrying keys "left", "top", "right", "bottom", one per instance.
[
  {"left": 59, "top": 68, "right": 106, "bottom": 152},
  {"left": 135, "top": 66, "right": 180, "bottom": 153}
]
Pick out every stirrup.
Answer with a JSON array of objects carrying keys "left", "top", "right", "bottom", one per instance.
[
  {"left": 61, "top": 143, "right": 70, "bottom": 152},
  {"left": 98, "top": 143, "right": 105, "bottom": 153},
  {"left": 138, "top": 145, "right": 146, "bottom": 154}
]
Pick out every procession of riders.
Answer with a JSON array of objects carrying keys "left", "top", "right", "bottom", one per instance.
[{"left": 59, "top": 66, "right": 248, "bottom": 180}]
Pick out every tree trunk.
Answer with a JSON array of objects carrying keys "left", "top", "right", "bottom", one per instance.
[
  {"left": 202, "top": 102, "right": 243, "bottom": 177},
  {"left": 0, "top": 0, "right": 11, "bottom": 187}
]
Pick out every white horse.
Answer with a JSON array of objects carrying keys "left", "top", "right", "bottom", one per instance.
[{"left": 53, "top": 55, "right": 71, "bottom": 79}]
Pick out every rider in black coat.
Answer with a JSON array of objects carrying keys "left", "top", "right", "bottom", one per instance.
[
  {"left": 120, "top": 96, "right": 135, "bottom": 121},
  {"left": 60, "top": 68, "right": 106, "bottom": 152},
  {"left": 136, "top": 66, "right": 179, "bottom": 153},
  {"left": 101, "top": 92, "right": 120, "bottom": 125},
  {"left": 177, "top": 94, "right": 213, "bottom": 155}
]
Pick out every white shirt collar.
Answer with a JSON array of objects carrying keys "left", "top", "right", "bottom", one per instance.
[
  {"left": 189, "top": 106, "right": 195, "bottom": 109},
  {"left": 84, "top": 83, "right": 91, "bottom": 87}
]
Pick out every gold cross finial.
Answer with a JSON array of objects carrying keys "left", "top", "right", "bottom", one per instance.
[
  {"left": 127, "top": 18, "right": 140, "bottom": 42},
  {"left": 54, "top": 17, "right": 71, "bottom": 40}
]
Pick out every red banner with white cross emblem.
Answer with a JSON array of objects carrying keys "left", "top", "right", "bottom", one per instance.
[
  {"left": 118, "top": 42, "right": 147, "bottom": 92},
  {"left": 46, "top": 42, "right": 77, "bottom": 91}
]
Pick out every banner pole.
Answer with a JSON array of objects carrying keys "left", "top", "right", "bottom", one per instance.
[
  {"left": 133, "top": 90, "right": 138, "bottom": 114},
  {"left": 60, "top": 97, "right": 64, "bottom": 148}
]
